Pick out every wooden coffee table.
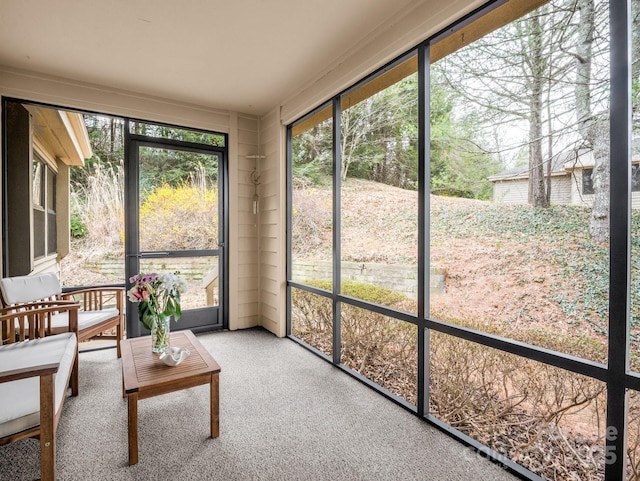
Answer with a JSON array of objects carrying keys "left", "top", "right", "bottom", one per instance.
[{"left": 120, "top": 329, "right": 221, "bottom": 465}]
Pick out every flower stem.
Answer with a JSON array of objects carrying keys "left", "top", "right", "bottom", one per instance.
[{"left": 152, "top": 316, "right": 170, "bottom": 353}]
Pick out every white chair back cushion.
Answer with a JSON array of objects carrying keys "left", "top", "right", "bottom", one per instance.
[{"left": 0, "top": 272, "right": 61, "bottom": 305}]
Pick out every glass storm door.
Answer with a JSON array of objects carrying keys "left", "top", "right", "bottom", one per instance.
[{"left": 125, "top": 136, "right": 227, "bottom": 337}]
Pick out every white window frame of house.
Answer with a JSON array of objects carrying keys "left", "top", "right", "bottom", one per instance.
[{"left": 31, "top": 142, "right": 58, "bottom": 267}]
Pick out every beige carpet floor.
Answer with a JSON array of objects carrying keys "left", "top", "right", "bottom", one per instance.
[{"left": 0, "top": 328, "right": 520, "bottom": 481}]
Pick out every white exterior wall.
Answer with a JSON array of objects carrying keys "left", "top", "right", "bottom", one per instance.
[
  {"left": 552, "top": 176, "right": 573, "bottom": 204},
  {"left": 0, "top": 67, "right": 260, "bottom": 331},
  {"left": 493, "top": 175, "right": 572, "bottom": 205},
  {"left": 569, "top": 168, "right": 640, "bottom": 208},
  {"left": 492, "top": 179, "right": 529, "bottom": 204}
]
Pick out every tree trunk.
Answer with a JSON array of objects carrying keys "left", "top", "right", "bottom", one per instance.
[
  {"left": 589, "top": 120, "right": 610, "bottom": 242},
  {"left": 575, "top": 0, "right": 594, "bottom": 146},
  {"left": 528, "top": 94, "right": 547, "bottom": 207},
  {"left": 546, "top": 57, "right": 554, "bottom": 206},
  {"left": 110, "top": 118, "right": 116, "bottom": 155},
  {"left": 528, "top": 14, "right": 548, "bottom": 208},
  {"left": 575, "top": 0, "right": 609, "bottom": 243},
  {"left": 340, "top": 109, "right": 351, "bottom": 181}
]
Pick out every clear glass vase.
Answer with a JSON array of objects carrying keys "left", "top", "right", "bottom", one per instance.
[{"left": 151, "top": 315, "right": 170, "bottom": 353}]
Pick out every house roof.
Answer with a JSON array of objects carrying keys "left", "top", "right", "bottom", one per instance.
[
  {"left": 0, "top": 0, "right": 479, "bottom": 116},
  {"left": 25, "top": 105, "right": 92, "bottom": 166},
  {"left": 487, "top": 150, "right": 582, "bottom": 182},
  {"left": 489, "top": 140, "right": 640, "bottom": 183}
]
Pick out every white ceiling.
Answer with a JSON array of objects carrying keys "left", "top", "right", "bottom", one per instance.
[{"left": 0, "top": 0, "right": 440, "bottom": 116}]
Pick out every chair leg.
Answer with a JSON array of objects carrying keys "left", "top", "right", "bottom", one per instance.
[
  {"left": 40, "top": 373, "right": 56, "bottom": 481},
  {"left": 116, "top": 320, "right": 122, "bottom": 358},
  {"left": 70, "top": 344, "right": 79, "bottom": 397}
]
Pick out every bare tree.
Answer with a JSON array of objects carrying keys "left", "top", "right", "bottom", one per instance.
[
  {"left": 525, "top": 12, "right": 549, "bottom": 207},
  {"left": 340, "top": 98, "right": 375, "bottom": 181},
  {"left": 340, "top": 76, "right": 419, "bottom": 188},
  {"left": 436, "top": 2, "right": 576, "bottom": 208},
  {"left": 573, "top": 0, "right": 609, "bottom": 243}
]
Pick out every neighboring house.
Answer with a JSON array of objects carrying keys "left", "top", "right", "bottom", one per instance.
[
  {"left": 488, "top": 156, "right": 575, "bottom": 205},
  {"left": 4, "top": 102, "right": 92, "bottom": 277},
  {"left": 488, "top": 149, "right": 640, "bottom": 208}
]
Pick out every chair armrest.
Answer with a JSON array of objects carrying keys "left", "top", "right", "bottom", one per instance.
[
  {"left": 61, "top": 287, "right": 124, "bottom": 311},
  {"left": 63, "top": 286, "right": 124, "bottom": 293},
  {"left": 0, "top": 304, "right": 80, "bottom": 342},
  {"left": 1, "top": 300, "right": 79, "bottom": 312},
  {"left": 0, "top": 363, "right": 59, "bottom": 383}
]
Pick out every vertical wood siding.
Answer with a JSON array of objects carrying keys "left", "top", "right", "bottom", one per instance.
[
  {"left": 258, "top": 109, "right": 286, "bottom": 336},
  {"left": 230, "top": 113, "right": 261, "bottom": 329}
]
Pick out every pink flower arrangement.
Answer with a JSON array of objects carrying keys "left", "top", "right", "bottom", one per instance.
[
  {"left": 127, "top": 273, "right": 158, "bottom": 303},
  {"left": 127, "top": 272, "right": 186, "bottom": 330}
]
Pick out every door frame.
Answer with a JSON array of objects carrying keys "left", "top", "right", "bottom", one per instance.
[{"left": 124, "top": 122, "right": 229, "bottom": 337}]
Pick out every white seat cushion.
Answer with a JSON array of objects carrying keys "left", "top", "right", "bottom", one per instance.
[
  {"left": 50, "top": 308, "right": 119, "bottom": 334},
  {"left": 0, "top": 272, "right": 61, "bottom": 305},
  {"left": 0, "top": 332, "right": 76, "bottom": 438}
]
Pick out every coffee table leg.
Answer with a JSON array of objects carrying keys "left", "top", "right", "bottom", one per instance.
[
  {"left": 128, "top": 392, "right": 139, "bottom": 465},
  {"left": 210, "top": 372, "right": 219, "bottom": 438}
]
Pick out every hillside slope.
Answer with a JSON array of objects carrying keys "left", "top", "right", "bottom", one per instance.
[{"left": 294, "top": 178, "right": 615, "bottom": 359}]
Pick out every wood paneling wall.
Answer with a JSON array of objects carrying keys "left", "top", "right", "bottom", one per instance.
[
  {"left": 257, "top": 109, "right": 286, "bottom": 337},
  {"left": 229, "top": 113, "right": 261, "bottom": 329}
]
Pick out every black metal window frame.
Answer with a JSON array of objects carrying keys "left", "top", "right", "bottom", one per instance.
[{"left": 285, "top": 1, "right": 632, "bottom": 480}]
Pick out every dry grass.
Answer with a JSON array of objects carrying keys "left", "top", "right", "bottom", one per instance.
[
  {"left": 291, "top": 286, "right": 608, "bottom": 481},
  {"left": 296, "top": 178, "right": 610, "bottom": 357},
  {"left": 70, "top": 162, "right": 124, "bottom": 256}
]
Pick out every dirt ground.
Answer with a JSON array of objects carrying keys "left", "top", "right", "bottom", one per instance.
[{"left": 303, "top": 179, "right": 609, "bottom": 353}]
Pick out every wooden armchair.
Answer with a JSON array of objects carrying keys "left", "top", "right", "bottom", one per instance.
[
  {"left": 0, "top": 303, "right": 79, "bottom": 481},
  {"left": 0, "top": 272, "right": 125, "bottom": 357}
]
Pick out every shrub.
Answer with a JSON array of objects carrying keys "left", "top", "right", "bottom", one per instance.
[
  {"left": 70, "top": 162, "right": 124, "bottom": 253},
  {"left": 291, "top": 285, "right": 333, "bottom": 356},
  {"left": 291, "top": 188, "right": 332, "bottom": 255},
  {"left": 70, "top": 213, "right": 88, "bottom": 238},
  {"left": 139, "top": 184, "right": 218, "bottom": 251},
  {"left": 429, "top": 326, "right": 606, "bottom": 480},
  {"left": 292, "top": 281, "right": 611, "bottom": 481},
  {"left": 292, "top": 280, "right": 417, "bottom": 402}
]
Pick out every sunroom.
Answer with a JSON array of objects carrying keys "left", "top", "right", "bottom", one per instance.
[{"left": 0, "top": 0, "right": 636, "bottom": 480}]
